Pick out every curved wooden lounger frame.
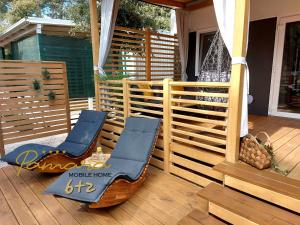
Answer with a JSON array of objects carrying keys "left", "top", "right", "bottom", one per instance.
[
  {"left": 88, "top": 128, "right": 160, "bottom": 208},
  {"left": 89, "top": 164, "right": 148, "bottom": 208},
  {"left": 34, "top": 137, "right": 98, "bottom": 173}
]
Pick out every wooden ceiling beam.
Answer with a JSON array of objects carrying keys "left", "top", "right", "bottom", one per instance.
[
  {"left": 184, "top": 0, "right": 213, "bottom": 11},
  {"left": 142, "top": 0, "right": 186, "bottom": 8},
  {"left": 142, "top": 0, "right": 213, "bottom": 10}
]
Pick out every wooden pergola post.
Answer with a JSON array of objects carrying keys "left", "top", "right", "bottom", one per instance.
[
  {"left": 0, "top": 117, "right": 4, "bottom": 156},
  {"left": 163, "top": 78, "right": 172, "bottom": 173},
  {"left": 226, "top": 0, "right": 250, "bottom": 163},
  {"left": 145, "top": 28, "right": 151, "bottom": 81},
  {"left": 122, "top": 78, "right": 129, "bottom": 119},
  {"left": 89, "top": 0, "right": 100, "bottom": 111}
]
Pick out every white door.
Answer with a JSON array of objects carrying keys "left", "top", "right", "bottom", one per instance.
[{"left": 269, "top": 15, "right": 300, "bottom": 119}]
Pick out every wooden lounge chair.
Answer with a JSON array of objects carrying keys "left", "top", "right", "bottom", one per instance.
[
  {"left": 2, "top": 110, "right": 107, "bottom": 173},
  {"left": 45, "top": 117, "right": 161, "bottom": 208}
]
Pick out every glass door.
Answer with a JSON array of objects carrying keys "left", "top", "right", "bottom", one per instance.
[
  {"left": 269, "top": 15, "right": 300, "bottom": 118},
  {"left": 278, "top": 21, "right": 300, "bottom": 114}
]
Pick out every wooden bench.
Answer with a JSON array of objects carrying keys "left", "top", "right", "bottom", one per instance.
[
  {"left": 178, "top": 209, "right": 226, "bottom": 225},
  {"left": 198, "top": 183, "right": 300, "bottom": 225},
  {"left": 214, "top": 162, "right": 300, "bottom": 213}
]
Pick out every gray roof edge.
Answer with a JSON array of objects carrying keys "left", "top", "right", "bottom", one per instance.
[{"left": 0, "top": 17, "right": 76, "bottom": 40}]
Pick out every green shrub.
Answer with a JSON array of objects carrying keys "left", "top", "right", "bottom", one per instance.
[
  {"left": 99, "top": 72, "right": 129, "bottom": 81},
  {"left": 48, "top": 91, "right": 56, "bottom": 101},
  {"left": 32, "top": 79, "right": 41, "bottom": 91},
  {"left": 42, "top": 68, "right": 51, "bottom": 80}
]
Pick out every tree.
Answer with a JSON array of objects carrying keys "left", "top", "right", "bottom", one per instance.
[
  {"left": 0, "top": 1, "right": 11, "bottom": 31},
  {"left": 0, "top": 0, "right": 171, "bottom": 33},
  {"left": 116, "top": 0, "right": 170, "bottom": 31},
  {"left": 6, "top": 0, "right": 44, "bottom": 23},
  {"left": 65, "top": 0, "right": 91, "bottom": 32}
]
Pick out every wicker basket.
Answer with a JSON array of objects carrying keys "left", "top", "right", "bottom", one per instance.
[{"left": 240, "top": 132, "right": 272, "bottom": 170}]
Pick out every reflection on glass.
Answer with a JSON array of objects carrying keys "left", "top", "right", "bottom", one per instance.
[
  {"left": 278, "top": 21, "right": 300, "bottom": 113},
  {"left": 198, "top": 32, "right": 216, "bottom": 70}
]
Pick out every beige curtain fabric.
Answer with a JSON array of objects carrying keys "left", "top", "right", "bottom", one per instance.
[
  {"left": 98, "top": 0, "right": 120, "bottom": 76},
  {"left": 176, "top": 9, "right": 189, "bottom": 81}
]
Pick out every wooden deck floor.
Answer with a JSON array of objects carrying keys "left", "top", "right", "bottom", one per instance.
[
  {"left": 1, "top": 115, "right": 299, "bottom": 225},
  {"left": 249, "top": 115, "right": 300, "bottom": 180},
  {"left": 0, "top": 166, "right": 207, "bottom": 225}
]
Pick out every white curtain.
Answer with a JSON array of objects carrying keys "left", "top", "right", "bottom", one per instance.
[
  {"left": 213, "top": 0, "right": 250, "bottom": 137},
  {"left": 176, "top": 9, "right": 189, "bottom": 81},
  {"left": 98, "top": 0, "right": 120, "bottom": 76}
]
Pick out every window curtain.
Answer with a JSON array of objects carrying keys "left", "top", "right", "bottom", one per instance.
[
  {"left": 213, "top": 0, "right": 250, "bottom": 137},
  {"left": 176, "top": 9, "right": 189, "bottom": 81},
  {"left": 98, "top": 0, "right": 120, "bottom": 76}
]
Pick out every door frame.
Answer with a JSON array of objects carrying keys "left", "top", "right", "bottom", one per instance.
[{"left": 269, "top": 14, "right": 300, "bottom": 119}]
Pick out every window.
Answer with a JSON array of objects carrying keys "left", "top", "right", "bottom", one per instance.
[
  {"left": 198, "top": 32, "right": 216, "bottom": 72},
  {"left": 195, "top": 31, "right": 216, "bottom": 76},
  {"left": 195, "top": 30, "right": 231, "bottom": 79}
]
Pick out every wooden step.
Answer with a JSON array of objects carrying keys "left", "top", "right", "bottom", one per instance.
[
  {"left": 178, "top": 209, "right": 226, "bottom": 225},
  {"left": 198, "top": 183, "right": 300, "bottom": 225},
  {"left": 214, "top": 162, "right": 300, "bottom": 213}
]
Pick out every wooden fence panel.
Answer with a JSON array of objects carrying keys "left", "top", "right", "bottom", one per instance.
[
  {"left": 97, "top": 79, "right": 229, "bottom": 185},
  {"left": 150, "top": 32, "right": 181, "bottom": 80},
  {"left": 168, "top": 81, "right": 228, "bottom": 186},
  {"left": 0, "top": 60, "right": 71, "bottom": 147},
  {"left": 105, "top": 26, "right": 147, "bottom": 80},
  {"left": 104, "top": 26, "right": 180, "bottom": 81}
]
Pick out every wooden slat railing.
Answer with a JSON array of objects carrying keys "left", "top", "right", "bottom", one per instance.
[
  {"left": 127, "top": 80, "right": 165, "bottom": 169},
  {"left": 168, "top": 81, "right": 228, "bottom": 186},
  {"left": 97, "top": 78, "right": 230, "bottom": 185},
  {"left": 96, "top": 80, "right": 126, "bottom": 154}
]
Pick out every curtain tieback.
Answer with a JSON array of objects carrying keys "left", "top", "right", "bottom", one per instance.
[
  {"left": 232, "top": 57, "right": 247, "bottom": 65},
  {"left": 94, "top": 66, "right": 106, "bottom": 76},
  {"left": 232, "top": 57, "right": 250, "bottom": 95}
]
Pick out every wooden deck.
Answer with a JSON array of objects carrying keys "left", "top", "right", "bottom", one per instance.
[
  {"left": 249, "top": 115, "right": 300, "bottom": 180},
  {"left": 0, "top": 166, "right": 207, "bottom": 225},
  {"left": 1, "top": 115, "right": 300, "bottom": 225}
]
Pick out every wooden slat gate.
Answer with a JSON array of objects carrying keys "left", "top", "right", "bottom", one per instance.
[{"left": 0, "top": 60, "right": 71, "bottom": 155}]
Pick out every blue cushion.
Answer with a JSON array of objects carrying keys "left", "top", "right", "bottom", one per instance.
[
  {"left": 110, "top": 117, "right": 161, "bottom": 161},
  {"left": 45, "top": 159, "right": 145, "bottom": 203},
  {"left": 66, "top": 111, "right": 107, "bottom": 145},
  {"left": 107, "top": 158, "right": 145, "bottom": 179},
  {"left": 76, "top": 110, "right": 107, "bottom": 122},
  {"left": 45, "top": 166, "right": 117, "bottom": 203},
  {"left": 56, "top": 142, "right": 88, "bottom": 157},
  {"left": 44, "top": 117, "right": 161, "bottom": 203},
  {"left": 2, "top": 110, "right": 107, "bottom": 165},
  {"left": 3, "top": 144, "right": 55, "bottom": 166}
]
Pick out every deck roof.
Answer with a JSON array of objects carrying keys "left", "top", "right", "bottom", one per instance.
[
  {"left": 142, "top": 0, "right": 212, "bottom": 10},
  {"left": 0, "top": 17, "right": 88, "bottom": 47}
]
